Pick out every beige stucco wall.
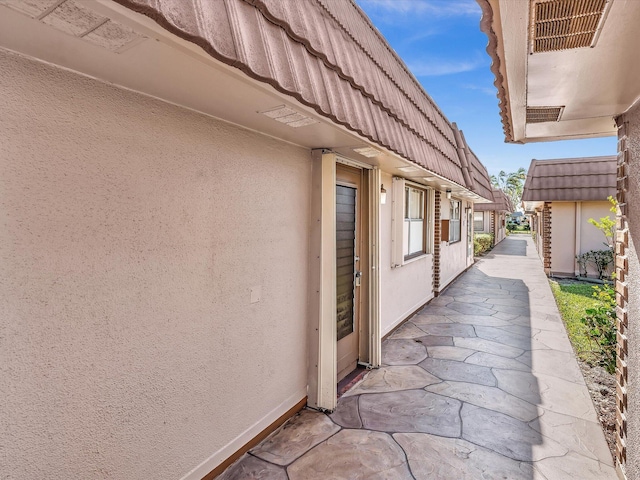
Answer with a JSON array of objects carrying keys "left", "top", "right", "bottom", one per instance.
[
  {"left": 380, "top": 172, "right": 434, "bottom": 335},
  {"left": 580, "top": 201, "right": 615, "bottom": 277},
  {"left": 622, "top": 101, "right": 640, "bottom": 478},
  {"left": 0, "top": 49, "right": 311, "bottom": 479},
  {"left": 439, "top": 197, "right": 473, "bottom": 289},
  {"left": 548, "top": 201, "right": 613, "bottom": 276},
  {"left": 550, "top": 202, "right": 577, "bottom": 275}
]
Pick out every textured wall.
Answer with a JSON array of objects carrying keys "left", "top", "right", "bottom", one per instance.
[
  {"left": 439, "top": 197, "right": 471, "bottom": 289},
  {"left": 580, "top": 202, "right": 615, "bottom": 277},
  {"left": 620, "top": 102, "right": 640, "bottom": 479},
  {"left": 380, "top": 172, "right": 434, "bottom": 335},
  {"left": 550, "top": 202, "right": 576, "bottom": 275},
  {"left": 0, "top": 49, "right": 311, "bottom": 479}
]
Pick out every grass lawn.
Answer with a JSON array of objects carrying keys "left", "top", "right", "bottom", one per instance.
[{"left": 549, "top": 280, "right": 601, "bottom": 364}]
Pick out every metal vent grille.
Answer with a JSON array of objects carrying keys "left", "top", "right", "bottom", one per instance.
[
  {"left": 526, "top": 106, "right": 563, "bottom": 123},
  {"left": 531, "top": 0, "right": 608, "bottom": 52}
]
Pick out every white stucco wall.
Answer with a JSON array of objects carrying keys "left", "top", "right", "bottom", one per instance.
[
  {"left": 379, "top": 172, "right": 434, "bottom": 335},
  {"left": 439, "top": 197, "right": 472, "bottom": 289},
  {"left": 0, "top": 50, "right": 310, "bottom": 479},
  {"left": 550, "top": 202, "right": 577, "bottom": 275}
]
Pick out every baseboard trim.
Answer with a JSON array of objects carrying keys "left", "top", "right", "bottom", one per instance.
[
  {"left": 180, "top": 390, "right": 307, "bottom": 480},
  {"left": 382, "top": 296, "right": 433, "bottom": 339}
]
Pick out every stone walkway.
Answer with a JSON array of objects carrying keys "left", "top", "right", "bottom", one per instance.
[{"left": 219, "top": 236, "right": 616, "bottom": 479}]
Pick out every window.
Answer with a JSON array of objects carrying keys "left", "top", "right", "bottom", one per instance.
[
  {"left": 449, "top": 200, "right": 461, "bottom": 243},
  {"left": 474, "top": 211, "right": 484, "bottom": 232},
  {"left": 403, "top": 185, "right": 427, "bottom": 259}
]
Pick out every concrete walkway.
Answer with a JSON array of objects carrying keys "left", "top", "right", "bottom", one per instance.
[{"left": 219, "top": 236, "right": 616, "bottom": 479}]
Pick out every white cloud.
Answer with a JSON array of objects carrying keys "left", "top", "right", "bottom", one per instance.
[
  {"left": 408, "top": 56, "right": 485, "bottom": 76},
  {"left": 359, "top": 0, "right": 480, "bottom": 17}
]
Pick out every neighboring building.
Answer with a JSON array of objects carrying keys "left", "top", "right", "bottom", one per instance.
[
  {"left": 474, "top": 188, "right": 513, "bottom": 245},
  {"left": 523, "top": 156, "right": 617, "bottom": 277},
  {"left": 0, "top": 1, "right": 494, "bottom": 479},
  {"left": 478, "top": 1, "right": 638, "bottom": 476}
]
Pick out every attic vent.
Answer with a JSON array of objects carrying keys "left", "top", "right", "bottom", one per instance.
[
  {"left": 531, "top": 0, "right": 609, "bottom": 53},
  {"left": 526, "top": 106, "right": 564, "bottom": 123}
]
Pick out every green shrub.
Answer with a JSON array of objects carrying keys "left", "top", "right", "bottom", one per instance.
[
  {"left": 576, "top": 249, "right": 614, "bottom": 279},
  {"left": 581, "top": 283, "right": 616, "bottom": 373},
  {"left": 474, "top": 233, "right": 493, "bottom": 256}
]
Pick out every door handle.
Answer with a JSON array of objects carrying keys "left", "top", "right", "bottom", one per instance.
[{"left": 354, "top": 270, "right": 362, "bottom": 287}]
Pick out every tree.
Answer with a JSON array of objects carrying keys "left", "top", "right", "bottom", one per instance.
[{"left": 490, "top": 167, "right": 527, "bottom": 210}]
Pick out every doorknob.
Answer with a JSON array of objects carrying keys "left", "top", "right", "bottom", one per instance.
[{"left": 355, "top": 270, "right": 362, "bottom": 287}]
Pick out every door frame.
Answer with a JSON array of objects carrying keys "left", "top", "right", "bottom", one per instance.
[
  {"left": 335, "top": 165, "right": 362, "bottom": 382},
  {"left": 307, "top": 150, "right": 381, "bottom": 412}
]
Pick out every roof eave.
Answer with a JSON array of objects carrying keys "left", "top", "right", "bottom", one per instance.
[{"left": 477, "top": 0, "right": 519, "bottom": 144}]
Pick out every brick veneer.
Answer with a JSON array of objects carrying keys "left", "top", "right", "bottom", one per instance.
[
  {"left": 615, "top": 115, "right": 630, "bottom": 474},
  {"left": 490, "top": 211, "right": 496, "bottom": 246},
  {"left": 434, "top": 190, "right": 441, "bottom": 294},
  {"left": 542, "top": 202, "right": 552, "bottom": 274}
]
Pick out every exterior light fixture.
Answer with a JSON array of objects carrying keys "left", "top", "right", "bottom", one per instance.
[
  {"left": 446, "top": 189, "right": 452, "bottom": 200},
  {"left": 380, "top": 184, "right": 387, "bottom": 204}
]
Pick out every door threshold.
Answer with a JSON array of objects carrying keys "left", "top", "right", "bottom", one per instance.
[{"left": 337, "top": 365, "right": 368, "bottom": 398}]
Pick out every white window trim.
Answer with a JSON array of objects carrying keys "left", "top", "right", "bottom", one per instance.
[
  {"left": 473, "top": 211, "right": 485, "bottom": 232},
  {"left": 449, "top": 198, "right": 462, "bottom": 243},
  {"left": 391, "top": 177, "right": 432, "bottom": 267}
]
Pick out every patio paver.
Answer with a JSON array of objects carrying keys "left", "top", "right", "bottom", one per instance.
[{"left": 219, "top": 236, "right": 616, "bottom": 479}]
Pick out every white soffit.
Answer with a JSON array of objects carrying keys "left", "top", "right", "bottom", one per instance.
[{"left": 497, "top": 0, "right": 640, "bottom": 142}]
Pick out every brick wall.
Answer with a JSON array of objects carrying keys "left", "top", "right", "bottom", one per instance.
[
  {"left": 542, "top": 202, "right": 552, "bottom": 274},
  {"left": 615, "top": 115, "right": 630, "bottom": 475},
  {"left": 434, "top": 190, "right": 441, "bottom": 294},
  {"left": 490, "top": 211, "right": 496, "bottom": 246}
]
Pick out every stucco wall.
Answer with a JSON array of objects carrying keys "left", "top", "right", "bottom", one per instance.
[
  {"left": 548, "top": 201, "right": 613, "bottom": 277},
  {"left": 379, "top": 172, "right": 434, "bottom": 335},
  {"left": 0, "top": 50, "right": 311, "bottom": 479},
  {"left": 622, "top": 101, "right": 640, "bottom": 478},
  {"left": 580, "top": 201, "right": 615, "bottom": 277},
  {"left": 439, "top": 197, "right": 472, "bottom": 289},
  {"left": 550, "top": 202, "right": 577, "bottom": 275}
]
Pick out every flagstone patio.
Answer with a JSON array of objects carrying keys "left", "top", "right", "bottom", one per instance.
[{"left": 219, "top": 236, "right": 616, "bottom": 479}]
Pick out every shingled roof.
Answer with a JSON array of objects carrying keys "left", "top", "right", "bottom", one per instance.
[
  {"left": 115, "top": 0, "right": 493, "bottom": 200},
  {"left": 522, "top": 156, "right": 617, "bottom": 203}
]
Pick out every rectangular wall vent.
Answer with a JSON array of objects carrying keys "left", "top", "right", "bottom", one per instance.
[
  {"left": 260, "top": 105, "right": 319, "bottom": 128},
  {"left": 526, "top": 106, "right": 564, "bottom": 123},
  {"left": 531, "top": 0, "right": 608, "bottom": 53}
]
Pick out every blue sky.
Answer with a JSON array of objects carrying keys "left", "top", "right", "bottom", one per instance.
[{"left": 356, "top": 0, "right": 617, "bottom": 178}]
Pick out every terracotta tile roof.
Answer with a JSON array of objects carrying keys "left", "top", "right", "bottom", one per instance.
[
  {"left": 475, "top": 188, "right": 513, "bottom": 212},
  {"left": 522, "top": 156, "right": 617, "bottom": 202},
  {"left": 115, "top": 0, "right": 493, "bottom": 198}
]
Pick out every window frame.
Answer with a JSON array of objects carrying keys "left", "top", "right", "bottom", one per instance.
[
  {"left": 403, "top": 184, "right": 428, "bottom": 260},
  {"left": 473, "top": 211, "right": 484, "bottom": 232},
  {"left": 449, "top": 199, "right": 462, "bottom": 243}
]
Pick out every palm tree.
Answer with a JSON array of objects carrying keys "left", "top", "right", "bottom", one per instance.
[{"left": 490, "top": 167, "right": 527, "bottom": 210}]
